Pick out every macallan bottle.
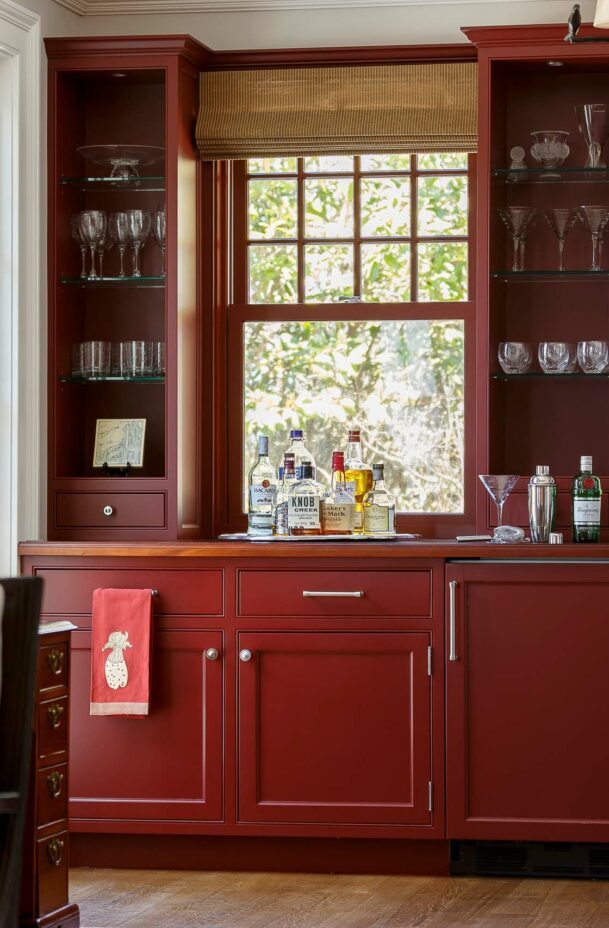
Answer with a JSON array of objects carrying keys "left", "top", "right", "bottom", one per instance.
[
  {"left": 288, "top": 461, "right": 323, "bottom": 536},
  {"left": 344, "top": 429, "right": 373, "bottom": 534},
  {"left": 247, "top": 435, "right": 277, "bottom": 537},
  {"left": 284, "top": 428, "right": 316, "bottom": 480},
  {"left": 363, "top": 463, "right": 396, "bottom": 536},
  {"left": 321, "top": 451, "right": 355, "bottom": 535},
  {"left": 572, "top": 455, "right": 602, "bottom": 543},
  {"left": 274, "top": 453, "right": 297, "bottom": 536}
]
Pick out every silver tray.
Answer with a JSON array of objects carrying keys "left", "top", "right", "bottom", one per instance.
[{"left": 218, "top": 533, "right": 421, "bottom": 542}]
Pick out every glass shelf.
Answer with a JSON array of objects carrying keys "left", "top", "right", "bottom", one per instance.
[
  {"left": 493, "top": 167, "right": 609, "bottom": 184},
  {"left": 59, "top": 275, "right": 165, "bottom": 288},
  {"left": 492, "top": 270, "right": 609, "bottom": 280},
  {"left": 60, "top": 375, "right": 165, "bottom": 383},
  {"left": 491, "top": 372, "right": 609, "bottom": 381},
  {"left": 60, "top": 175, "right": 166, "bottom": 192}
]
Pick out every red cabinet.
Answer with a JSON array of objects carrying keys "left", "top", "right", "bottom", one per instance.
[
  {"left": 237, "top": 631, "right": 432, "bottom": 826},
  {"left": 446, "top": 562, "right": 609, "bottom": 842}
]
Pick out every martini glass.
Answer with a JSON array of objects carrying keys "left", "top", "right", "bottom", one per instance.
[
  {"left": 498, "top": 207, "right": 537, "bottom": 271},
  {"left": 544, "top": 208, "right": 579, "bottom": 271},
  {"left": 479, "top": 474, "right": 520, "bottom": 542},
  {"left": 579, "top": 205, "right": 609, "bottom": 270}
]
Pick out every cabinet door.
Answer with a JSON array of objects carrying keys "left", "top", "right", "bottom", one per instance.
[
  {"left": 238, "top": 631, "right": 431, "bottom": 826},
  {"left": 446, "top": 562, "right": 609, "bottom": 841},
  {"left": 70, "top": 630, "right": 223, "bottom": 824}
]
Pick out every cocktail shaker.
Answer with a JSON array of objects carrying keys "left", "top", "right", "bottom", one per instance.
[{"left": 528, "top": 465, "right": 556, "bottom": 542}]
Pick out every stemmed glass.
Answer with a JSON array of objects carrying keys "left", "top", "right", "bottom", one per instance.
[
  {"left": 70, "top": 214, "right": 87, "bottom": 278},
  {"left": 126, "top": 209, "right": 151, "bottom": 278},
  {"left": 78, "top": 211, "right": 107, "bottom": 280},
  {"left": 108, "top": 212, "right": 130, "bottom": 278},
  {"left": 575, "top": 104, "right": 609, "bottom": 169},
  {"left": 579, "top": 205, "right": 609, "bottom": 270},
  {"left": 152, "top": 208, "right": 166, "bottom": 278},
  {"left": 96, "top": 228, "right": 114, "bottom": 279},
  {"left": 498, "top": 207, "right": 537, "bottom": 271},
  {"left": 479, "top": 474, "right": 520, "bottom": 541},
  {"left": 544, "top": 208, "right": 579, "bottom": 271}
]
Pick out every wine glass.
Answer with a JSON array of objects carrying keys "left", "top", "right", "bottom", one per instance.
[
  {"left": 579, "top": 205, "right": 609, "bottom": 270},
  {"left": 78, "top": 210, "right": 107, "bottom": 280},
  {"left": 479, "top": 474, "right": 520, "bottom": 540},
  {"left": 70, "top": 214, "right": 87, "bottom": 278},
  {"left": 575, "top": 104, "right": 609, "bottom": 169},
  {"left": 108, "top": 212, "right": 130, "bottom": 278},
  {"left": 544, "top": 208, "right": 579, "bottom": 271},
  {"left": 126, "top": 209, "right": 151, "bottom": 278},
  {"left": 498, "top": 207, "right": 537, "bottom": 271},
  {"left": 96, "top": 228, "right": 114, "bottom": 279},
  {"left": 152, "top": 208, "right": 166, "bottom": 277}
]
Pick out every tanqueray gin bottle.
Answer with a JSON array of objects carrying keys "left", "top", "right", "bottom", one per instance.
[{"left": 572, "top": 455, "right": 602, "bottom": 543}]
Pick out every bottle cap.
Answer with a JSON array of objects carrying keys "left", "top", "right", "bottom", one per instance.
[
  {"left": 372, "top": 463, "right": 384, "bottom": 481},
  {"left": 290, "top": 429, "right": 304, "bottom": 440},
  {"left": 300, "top": 461, "right": 313, "bottom": 479},
  {"left": 348, "top": 429, "right": 361, "bottom": 441},
  {"left": 331, "top": 451, "right": 345, "bottom": 471},
  {"left": 581, "top": 455, "right": 593, "bottom": 471},
  {"left": 535, "top": 465, "right": 549, "bottom": 475},
  {"left": 549, "top": 532, "right": 563, "bottom": 544},
  {"left": 258, "top": 435, "right": 269, "bottom": 455}
]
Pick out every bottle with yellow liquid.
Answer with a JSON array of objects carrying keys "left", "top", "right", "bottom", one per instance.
[{"left": 344, "top": 429, "right": 372, "bottom": 534}]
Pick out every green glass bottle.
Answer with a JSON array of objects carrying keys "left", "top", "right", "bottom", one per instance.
[{"left": 572, "top": 455, "right": 602, "bottom": 543}]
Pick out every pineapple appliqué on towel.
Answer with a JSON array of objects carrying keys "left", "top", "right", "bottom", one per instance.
[{"left": 102, "top": 630, "right": 133, "bottom": 689}]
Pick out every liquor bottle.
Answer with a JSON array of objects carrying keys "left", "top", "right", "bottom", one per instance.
[
  {"left": 247, "top": 435, "right": 277, "bottom": 537},
  {"left": 285, "top": 428, "right": 316, "bottom": 480},
  {"left": 344, "top": 428, "right": 373, "bottom": 533},
  {"left": 273, "top": 453, "right": 297, "bottom": 536},
  {"left": 363, "top": 463, "right": 396, "bottom": 536},
  {"left": 572, "top": 455, "right": 602, "bottom": 543},
  {"left": 288, "top": 461, "right": 323, "bottom": 536},
  {"left": 321, "top": 451, "right": 356, "bottom": 535}
]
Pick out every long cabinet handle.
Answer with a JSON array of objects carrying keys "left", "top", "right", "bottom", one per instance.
[
  {"left": 449, "top": 580, "right": 458, "bottom": 662},
  {"left": 302, "top": 591, "right": 364, "bottom": 598}
]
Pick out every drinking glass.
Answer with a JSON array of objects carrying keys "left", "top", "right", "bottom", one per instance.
[
  {"left": 544, "top": 208, "right": 579, "bottom": 271},
  {"left": 151, "top": 341, "right": 166, "bottom": 375},
  {"left": 479, "top": 474, "right": 520, "bottom": 539},
  {"left": 119, "top": 340, "right": 150, "bottom": 377},
  {"left": 579, "top": 205, "right": 609, "bottom": 270},
  {"left": 70, "top": 214, "right": 87, "bottom": 278},
  {"left": 82, "top": 340, "right": 111, "bottom": 377},
  {"left": 126, "top": 209, "right": 151, "bottom": 278},
  {"left": 78, "top": 210, "right": 107, "bottom": 280},
  {"left": 577, "top": 340, "right": 609, "bottom": 373},
  {"left": 152, "top": 208, "right": 166, "bottom": 277},
  {"left": 575, "top": 103, "right": 609, "bottom": 168},
  {"left": 71, "top": 343, "right": 84, "bottom": 377},
  {"left": 498, "top": 342, "right": 533, "bottom": 374},
  {"left": 108, "top": 212, "right": 130, "bottom": 278},
  {"left": 498, "top": 207, "right": 537, "bottom": 271},
  {"left": 538, "top": 341, "right": 577, "bottom": 374}
]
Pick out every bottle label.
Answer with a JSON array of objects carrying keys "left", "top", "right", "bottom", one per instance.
[
  {"left": 364, "top": 505, "right": 395, "bottom": 534},
  {"left": 247, "top": 512, "right": 273, "bottom": 535},
  {"left": 322, "top": 503, "right": 354, "bottom": 533},
  {"left": 288, "top": 494, "right": 320, "bottom": 529},
  {"left": 250, "top": 484, "right": 275, "bottom": 509},
  {"left": 354, "top": 508, "right": 364, "bottom": 530},
  {"left": 274, "top": 501, "right": 289, "bottom": 535},
  {"left": 573, "top": 497, "right": 601, "bottom": 526}
]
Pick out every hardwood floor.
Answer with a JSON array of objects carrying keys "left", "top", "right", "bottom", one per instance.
[{"left": 70, "top": 868, "right": 609, "bottom": 927}]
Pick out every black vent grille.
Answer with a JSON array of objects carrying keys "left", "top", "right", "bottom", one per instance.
[{"left": 452, "top": 841, "right": 609, "bottom": 879}]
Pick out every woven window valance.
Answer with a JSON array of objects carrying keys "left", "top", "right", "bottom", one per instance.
[{"left": 196, "top": 61, "right": 477, "bottom": 161}]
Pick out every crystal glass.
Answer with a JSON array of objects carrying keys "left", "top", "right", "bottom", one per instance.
[
  {"left": 82, "top": 340, "right": 111, "bottom": 377},
  {"left": 498, "top": 207, "right": 537, "bottom": 271},
  {"left": 538, "top": 341, "right": 577, "bottom": 374},
  {"left": 579, "top": 205, "right": 609, "bottom": 270},
  {"left": 71, "top": 342, "right": 84, "bottom": 377},
  {"left": 108, "top": 212, "right": 130, "bottom": 278},
  {"left": 151, "top": 341, "right": 166, "bottom": 375},
  {"left": 78, "top": 210, "right": 107, "bottom": 280},
  {"left": 577, "top": 340, "right": 609, "bottom": 373},
  {"left": 530, "top": 130, "right": 570, "bottom": 174},
  {"left": 119, "top": 340, "right": 150, "bottom": 378},
  {"left": 498, "top": 342, "right": 533, "bottom": 374},
  {"left": 152, "top": 208, "right": 166, "bottom": 277},
  {"left": 575, "top": 104, "right": 609, "bottom": 168},
  {"left": 70, "top": 214, "right": 87, "bottom": 278},
  {"left": 126, "top": 209, "right": 151, "bottom": 278},
  {"left": 479, "top": 474, "right": 520, "bottom": 538},
  {"left": 544, "top": 208, "right": 579, "bottom": 271}
]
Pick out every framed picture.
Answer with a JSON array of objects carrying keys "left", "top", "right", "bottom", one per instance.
[{"left": 93, "top": 418, "right": 146, "bottom": 468}]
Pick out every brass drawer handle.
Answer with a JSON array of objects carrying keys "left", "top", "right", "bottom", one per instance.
[
  {"left": 46, "top": 771, "right": 64, "bottom": 799},
  {"left": 47, "top": 649, "right": 64, "bottom": 675},
  {"left": 47, "top": 704, "right": 64, "bottom": 730},
  {"left": 47, "top": 837, "right": 64, "bottom": 867}
]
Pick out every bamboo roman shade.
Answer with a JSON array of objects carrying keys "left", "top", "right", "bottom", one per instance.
[{"left": 196, "top": 62, "right": 477, "bottom": 160}]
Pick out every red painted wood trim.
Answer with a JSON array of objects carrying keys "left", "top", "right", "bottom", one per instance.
[
  {"left": 462, "top": 22, "right": 601, "bottom": 48},
  {"left": 44, "top": 35, "right": 210, "bottom": 67},
  {"left": 208, "top": 43, "right": 476, "bottom": 71}
]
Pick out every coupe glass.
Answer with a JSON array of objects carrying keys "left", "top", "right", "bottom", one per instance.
[
  {"left": 530, "top": 130, "right": 570, "bottom": 176},
  {"left": 575, "top": 104, "right": 609, "bottom": 169},
  {"left": 498, "top": 342, "right": 533, "bottom": 374},
  {"left": 577, "top": 340, "right": 609, "bottom": 373},
  {"left": 152, "top": 208, "right": 166, "bottom": 277},
  {"left": 538, "top": 341, "right": 577, "bottom": 374},
  {"left": 498, "top": 207, "right": 537, "bottom": 271},
  {"left": 126, "top": 209, "right": 151, "bottom": 278},
  {"left": 78, "top": 210, "right": 107, "bottom": 280},
  {"left": 70, "top": 214, "right": 87, "bottom": 278},
  {"left": 544, "top": 208, "right": 579, "bottom": 271},
  {"left": 579, "top": 205, "right": 609, "bottom": 270},
  {"left": 108, "top": 212, "right": 130, "bottom": 278},
  {"left": 479, "top": 474, "right": 520, "bottom": 539}
]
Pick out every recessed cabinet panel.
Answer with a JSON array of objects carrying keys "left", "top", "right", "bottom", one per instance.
[{"left": 56, "top": 492, "right": 166, "bottom": 528}]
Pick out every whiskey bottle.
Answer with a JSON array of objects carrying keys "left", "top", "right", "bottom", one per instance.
[
  {"left": 572, "top": 455, "right": 602, "bottom": 543},
  {"left": 344, "top": 428, "right": 373, "bottom": 534},
  {"left": 288, "top": 461, "right": 323, "bottom": 536},
  {"left": 247, "top": 435, "right": 277, "bottom": 537},
  {"left": 321, "top": 451, "right": 356, "bottom": 535},
  {"left": 273, "top": 453, "right": 297, "bottom": 536},
  {"left": 363, "top": 463, "right": 396, "bottom": 536},
  {"left": 285, "top": 429, "right": 316, "bottom": 480}
]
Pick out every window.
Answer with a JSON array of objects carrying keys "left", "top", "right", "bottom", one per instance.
[{"left": 228, "top": 153, "right": 475, "bottom": 534}]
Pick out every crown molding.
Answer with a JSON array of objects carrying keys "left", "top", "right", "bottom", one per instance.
[
  {"left": 52, "top": 0, "right": 553, "bottom": 15},
  {"left": 0, "top": 0, "right": 40, "bottom": 29}
]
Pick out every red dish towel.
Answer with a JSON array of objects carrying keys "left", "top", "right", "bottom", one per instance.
[{"left": 90, "top": 588, "right": 153, "bottom": 717}]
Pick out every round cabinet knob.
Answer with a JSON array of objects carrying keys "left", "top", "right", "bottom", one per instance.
[
  {"left": 239, "top": 649, "right": 252, "bottom": 662},
  {"left": 103, "top": 505, "right": 114, "bottom": 517},
  {"left": 206, "top": 648, "right": 219, "bottom": 661}
]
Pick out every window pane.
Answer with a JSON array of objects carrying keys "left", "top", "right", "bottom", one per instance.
[
  {"left": 361, "top": 154, "right": 411, "bottom": 172},
  {"left": 249, "top": 244, "right": 298, "bottom": 303},
  {"left": 304, "top": 244, "right": 353, "bottom": 302},
  {"left": 418, "top": 242, "right": 468, "bottom": 301},
  {"left": 417, "top": 152, "right": 468, "bottom": 171},
  {"left": 304, "top": 156, "right": 354, "bottom": 173},
  {"left": 417, "top": 175, "right": 468, "bottom": 236},
  {"left": 248, "top": 178, "right": 298, "bottom": 240},
  {"left": 361, "top": 243, "right": 411, "bottom": 302},
  {"left": 243, "top": 319, "right": 465, "bottom": 513},
  {"left": 248, "top": 157, "right": 297, "bottom": 174},
  {"left": 361, "top": 177, "right": 410, "bottom": 237},
  {"left": 304, "top": 178, "right": 354, "bottom": 238}
]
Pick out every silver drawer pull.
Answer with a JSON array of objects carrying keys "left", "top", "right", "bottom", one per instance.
[
  {"left": 449, "top": 580, "right": 458, "bottom": 662},
  {"left": 103, "top": 505, "right": 114, "bottom": 516},
  {"left": 302, "top": 591, "right": 364, "bottom": 598}
]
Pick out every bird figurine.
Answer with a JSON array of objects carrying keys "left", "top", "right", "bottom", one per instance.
[{"left": 565, "top": 4, "right": 582, "bottom": 42}]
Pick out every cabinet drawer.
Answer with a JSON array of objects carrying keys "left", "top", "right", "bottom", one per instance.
[
  {"left": 37, "top": 568, "right": 224, "bottom": 617},
  {"left": 37, "top": 642, "right": 68, "bottom": 693},
  {"left": 238, "top": 570, "right": 432, "bottom": 618},
  {"left": 38, "top": 696, "right": 68, "bottom": 762},
  {"left": 37, "top": 764, "right": 68, "bottom": 828},
  {"left": 56, "top": 492, "right": 166, "bottom": 529},
  {"left": 37, "top": 830, "right": 69, "bottom": 915}
]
